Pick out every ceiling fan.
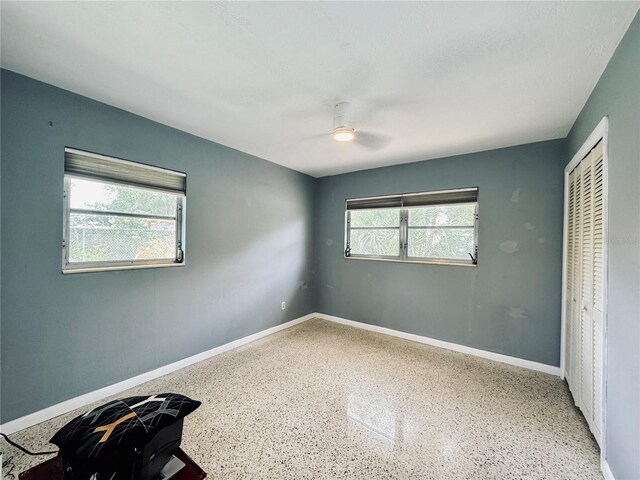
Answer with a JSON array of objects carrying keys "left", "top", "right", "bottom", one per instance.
[{"left": 324, "top": 102, "right": 392, "bottom": 150}]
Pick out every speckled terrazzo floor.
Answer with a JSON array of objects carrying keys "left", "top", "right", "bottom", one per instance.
[{"left": 3, "top": 318, "right": 601, "bottom": 479}]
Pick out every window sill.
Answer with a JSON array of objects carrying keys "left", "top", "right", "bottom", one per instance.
[
  {"left": 62, "top": 262, "right": 185, "bottom": 274},
  {"left": 344, "top": 256, "right": 476, "bottom": 267}
]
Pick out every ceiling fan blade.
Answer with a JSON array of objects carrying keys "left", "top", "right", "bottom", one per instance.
[
  {"left": 355, "top": 131, "right": 392, "bottom": 150},
  {"left": 303, "top": 132, "right": 331, "bottom": 141}
]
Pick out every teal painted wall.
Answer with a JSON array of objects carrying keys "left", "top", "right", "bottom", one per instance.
[
  {"left": 567, "top": 12, "right": 640, "bottom": 479},
  {"left": 0, "top": 70, "right": 316, "bottom": 423},
  {"left": 315, "top": 140, "right": 566, "bottom": 367}
]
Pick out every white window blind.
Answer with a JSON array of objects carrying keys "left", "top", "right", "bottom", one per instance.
[
  {"left": 345, "top": 188, "right": 478, "bottom": 210},
  {"left": 65, "top": 148, "right": 186, "bottom": 195}
]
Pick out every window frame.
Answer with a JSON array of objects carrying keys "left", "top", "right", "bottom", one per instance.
[
  {"left": 345, "top": 208, "right": 403, "bottom": 261},
  {"left": 344, "top": 189, "right": 478, "bottom": 267},
  {"left": 62, "top": 150, "right": 186, "bottom": 274}
]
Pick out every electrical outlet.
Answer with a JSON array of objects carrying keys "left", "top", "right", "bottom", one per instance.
[{"left": 281, "top": 301, "right": 286, "bottom": 310}]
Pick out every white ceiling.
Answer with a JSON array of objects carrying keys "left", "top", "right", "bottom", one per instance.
[{"left": 1, "top": 2, "right": 638, "bottom": 177}]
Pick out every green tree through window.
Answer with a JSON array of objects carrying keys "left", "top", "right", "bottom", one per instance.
[
  {"left": 345, "top": 189, "right": 478, "bottom": 265},
  {"left": 68, "top": 179, "right": 179, "bottom": 263}
]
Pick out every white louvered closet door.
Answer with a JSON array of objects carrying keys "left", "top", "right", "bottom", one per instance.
[
  {"left": 591, "top": 142, "right": 604, "bottom": 444},
  {"left": 568, "top": 162, "right": 583, "bottom": 406},
  {"left": 565, "top": 140, "right": 604, "bottom": 446},
  {"left": 566, "top": 168, "right": 578, "bottom": 396},
  {"left": 580, "top": 148, "right": 594, "bottom": 426}
]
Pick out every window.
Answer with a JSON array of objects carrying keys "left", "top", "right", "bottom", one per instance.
[
  {"left": 345, "top": 188, "right": 478, "bottom": 266},
  {"left": 62, "top": 148, "right": 186, "bottom": 273}
]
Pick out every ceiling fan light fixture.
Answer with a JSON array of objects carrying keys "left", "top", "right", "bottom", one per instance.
[{"left": 333, "top": 127, "right": 355, "bottom": 142}]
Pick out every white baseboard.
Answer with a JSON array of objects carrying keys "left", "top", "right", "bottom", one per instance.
[
  {"left": 601, "top": 459, "right": 615, "bottom": 480},
  {"left": 0, "top": 313, "right": 315, "bottom": 435},
  {"left": 315, "top": 313, "right": 561, "bottom": 376},
  {"left": 1, "top": 311, "right": 561, "bottom": 435}
]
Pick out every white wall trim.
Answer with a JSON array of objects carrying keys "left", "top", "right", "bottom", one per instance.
[
  {"left": 0, "top": 313, "right": 315, "bottom": 435},
  {"left": 1, "top": 310, "right": 563, "bottom": 435},
  {"left": 315, "top": 313, "right": 561, "bottom": 376},
  {"left": 601, "top": 459, "right": 615, "bottom": 480}
]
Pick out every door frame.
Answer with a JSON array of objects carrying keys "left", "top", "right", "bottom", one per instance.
[{"left": 560, "top": 116, "right": 609, "bottom": 457}]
